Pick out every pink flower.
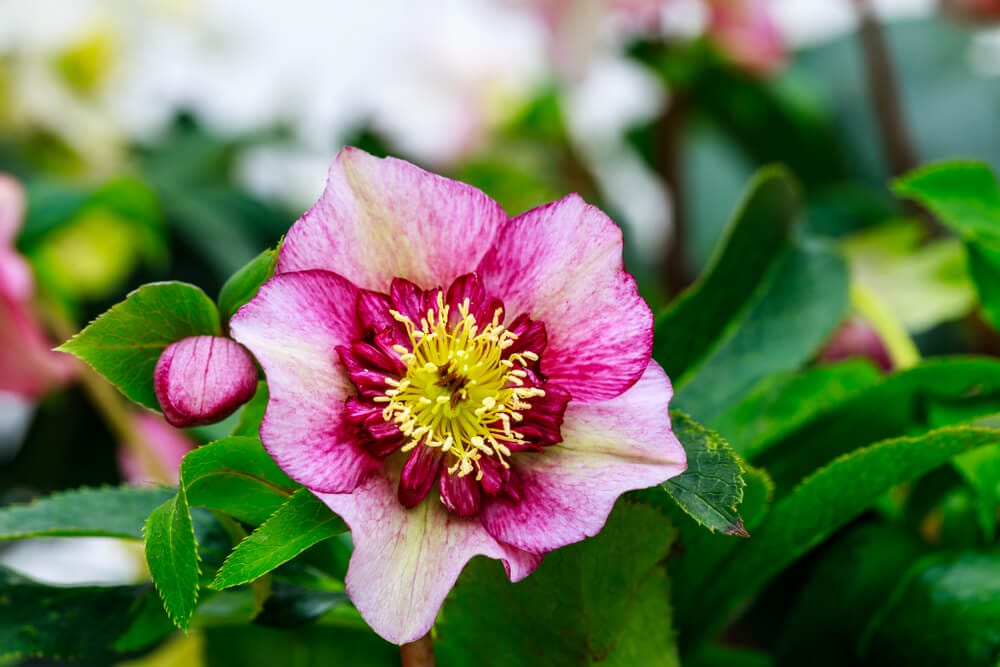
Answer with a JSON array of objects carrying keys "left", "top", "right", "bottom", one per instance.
[
  {"left": 942, "top": 0, "right": 1000, "bottom": 21},
  {"left": 229, "top": 147, "right": 686, "bottom": 643},
  {"left": 154, "top": 335, "right": 258, "bottom": 428},
  {"left": 0, "top": 175, "right": 75, "bottom": 399},
  {"left": 118, "top": 412, "right": 194, "bottom": 485},
  {"left": 706, "top": 0, "right": 786, "bottom": 76}
]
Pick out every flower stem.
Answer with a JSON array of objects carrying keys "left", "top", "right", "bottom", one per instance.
[
  {"left": 400, "top": 633, "right": 436, "bottom": 667},
  {"left": 654, "top": 92, "right": 691, "bottom": 298},
  {"left": 853, "top": 0, "right": 918, "bottom": 178},
  {"left": 40, "top": 299, "right": 173, "bottom": 484}
]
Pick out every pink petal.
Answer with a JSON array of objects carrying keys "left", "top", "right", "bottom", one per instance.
[
  {"left": 0, "top": 174, "right": 25, "bottom": 246},
  {"left": 477, "top": 194, "right": 652, "bottom": 403},
  {"left": 277, "top": 147, "right": 508, "bottom": 293},
  {"left": 0, "top": 294, "right": 76, "bottom": 399},
  {"left": 0, "top": 175, "right": 32, "bottom": 303},
  {"left": 154, "top": 336, "right": 258, "bottom": 428},
  {"left": 707, "top": 0, "right": 786, "bottom": 76},
  {"left": 481, "top": 362, "right": 686, "bottom": 553},
  {"left": 230, "top": 270, "right": 379, "bottom": 493},
  {"left": 316, "top": 470, "right": 541, "bottom": 644},
  {"left": 0, "top": 175, "right": 75, "bottom": 399}
]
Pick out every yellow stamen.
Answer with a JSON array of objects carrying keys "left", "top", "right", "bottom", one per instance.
[{"left": 380, "top": 292, "right": 544, "bottom": 477}]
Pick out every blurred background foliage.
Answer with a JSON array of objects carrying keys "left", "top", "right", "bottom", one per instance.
[{"left": 4, "top": 1, "right": 1000, "bottom": 665}]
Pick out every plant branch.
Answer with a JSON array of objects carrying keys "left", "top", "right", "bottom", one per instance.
[
  {"left": 655, "top": 92, "right": 691, "bottom": 297},
  {"left": 400, "top": 634, "right": 436, "bottom": 667},
  {"left": 853, "top": 0, "right": 918, "bottom": 177}
]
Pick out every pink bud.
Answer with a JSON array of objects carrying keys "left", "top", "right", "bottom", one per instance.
[
  {"left": 154, "top": 335, "right": 258, "bottom": 428},
  {"left": 820, "top": 318, "right": 893, "bottom": 371}
]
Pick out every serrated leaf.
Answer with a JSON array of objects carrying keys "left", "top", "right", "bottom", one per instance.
[
  {"left": 58, "top": 282, "right": 221, "bottom": 409},
  {"left": 0, "top": 566, "right": 153, "bottom": 661},
  {"left": 861, "top": 551, "right": 1000, "bottom": 667},
  {"left": 680, "top": 426, "right": 1000, "bottom": 647},
  {"left": 654, "top": 166, "right": 800, "bottom": 384},
  {"left": 217, "top": 247, "right": 277, "bottom": 323},
  {"left": 670, "top": 465, "right": 773, "bottom": 620},
  {"left": 144, "top": 491, "right": 200, "bottom": 630},
  {"left": 0, "top": 486, "right": 174, "bottom": 540},
  {"left": 664, "top": 413, "right": 748, "bottom": 536},
  {"left": 211, "top": 489, "right": 346, "bottom": 590},
  {"left": 182, "top": 436, "right": 298, "bottom": 526},
  {"left": 436, "top": 502, "right": 679, "bottom": 667}
]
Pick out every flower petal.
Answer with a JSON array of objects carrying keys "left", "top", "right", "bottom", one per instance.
[
  {"left": 480, "top": 362, "right": 686, "bottom": 553},
  {"left": 477, "top": 194, "right": 652, "bottom": 403},
  {"left": 277, "top": 147, "right": 508, "bottom": 292},
  {"left": 230, "top": 270, "right": 379, "bottom": 493},
  {"left": 0, "top": 175, "right": 32, "bottom": 302},
  {"left": 316, "top": 470, "right": 541, "bottom": 644}
]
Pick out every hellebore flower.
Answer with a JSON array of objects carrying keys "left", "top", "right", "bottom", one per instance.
[
  {"left": 706, "top": 0, "right": 786, "bottom": 76},
  {"left": 942, "top": 0, "right": 1000, "bottom": 21},
  {"left": 0, "top": 174, "right": 75, "bottom": 399},
  {"left": 230, "top": 147, "right": 687, "bottom": 643},
  {"left": 154, "top": 335, "right": 258, "bottom": 428}
]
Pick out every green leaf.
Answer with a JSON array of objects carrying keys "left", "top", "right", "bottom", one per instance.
[
  {"left": 861, "top": 551, "right": 1000, "bottom": 667},
  {"left": 711, "top": 360, "right": 882, "bottom": 458},
  {"left": 654, "top": 166, "right": 800, "bottom": 384},
  {"left": 675, "top": 240, "right": 850, "bottom": 423},
  {"left": 202, "top": 625, "right": 398, "bottom": 667},
  {"left": 232, "top": 382, "right": 268, "bottom": 438},
  {"left": 211, "top": 489, "right": 346, "bottom": 590},
  {"left": 753, "top": 357, "right": 1000, "bottom": 494},
  {"left": 217, "top": 247, "right": 277, "bottom": 323},
  {"left": 952, "top": 445, "right": 1000, "bottom": 543},
  {"left": 670, "top": 465, "right": 773, "bottom": 621},
  {"left": 663, "top": 413, "right": 748, "bottom": 536},
  {"left": 144, "top": 491, "right": 200, "bottom": 630},
  {"left": 436, "top": 502, "right": 679, "bottom": 667},
  {"left": 0, "top": 566, "right": 152, "bottom": 661},
  {"left": 894, "top": 161, "right": 1000, "bottom": 329},
  {"left": 894, "top": 160, "right": 1000, "bottom": 241},
  {"left": 775, "top": 523, "right": 926, "bottom": 667},
  {"left": 680, "top": 426, "right": 1000, "bottom": 647},
  {"left": 967, "top": 239, "right": 1000, "bottom": 331},
  {"left": 182, "top": 436, "right": 298, "bottom": 526},
  {"left": 58, "top": 282, "right": 221, "bottom": 409},
  {"left": 0, "top": 486, "right": 174, "bottom": 540}
]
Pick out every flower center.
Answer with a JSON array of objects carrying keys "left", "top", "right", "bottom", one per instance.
[{"left": 374, "top": 291, "right": 544, "bottom": 479}]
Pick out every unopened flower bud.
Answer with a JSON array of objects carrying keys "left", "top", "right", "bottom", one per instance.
[{"left": 154, "top": 335, "right": 257, "bottom": 428}]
